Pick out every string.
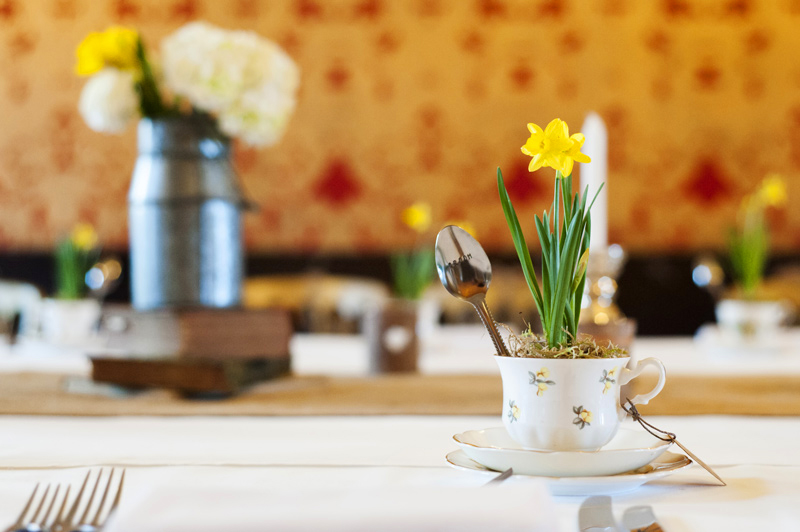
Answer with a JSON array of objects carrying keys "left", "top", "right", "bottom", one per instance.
[{"left": 622, "top": 399, "right": 676, "bottom": 442}]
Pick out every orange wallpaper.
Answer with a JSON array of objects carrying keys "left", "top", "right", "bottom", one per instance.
[{"left": 0, "top": 0, "right": 799, "bottom": 254}]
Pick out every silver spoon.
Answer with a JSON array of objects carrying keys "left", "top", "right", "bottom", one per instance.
[{"left": 434, "top": 225, "right": 510, "bottom": 357}]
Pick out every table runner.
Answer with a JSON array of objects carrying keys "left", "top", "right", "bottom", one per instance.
[{"left": 2, "top": 371, "right": 799, "bottom": 416}]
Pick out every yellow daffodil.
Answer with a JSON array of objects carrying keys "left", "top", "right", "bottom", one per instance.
[
  {"left": 520, "top": 118, "right": 590, "bottom": 177},
  {"left": 401, "top": 202, "right": 432, "bottom": 233},
  {"left": 76, "top": 26, "right": 140, "bottom": 76},
  {"left": 70, "top": 223, "right": 98, "bottom": 250},
  {"left": 579, "top": 409, "right": 593, "bottom": 423},
  {"left": 758, "top": 174, "right": 788, "bottom": 207},
  {"left": 536, "top": 367, "right": 550, "bottom": 379},
  {"left": 536, "top": 382, "right": 548, "bottom": 396}
]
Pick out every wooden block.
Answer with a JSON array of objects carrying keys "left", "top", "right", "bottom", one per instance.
[
  {"left": 178, "top": 308, "right": 292, "bottom": 360},
  {"left": 90, "top": 356, "right": 291, "bottom": 395},
  {"left": 101, "top": 305, "right": 292, "bottom": 360}
]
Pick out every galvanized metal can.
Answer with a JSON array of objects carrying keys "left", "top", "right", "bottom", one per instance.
[{"left": 128, "top": 116, "right": 246, "bottom": 310}]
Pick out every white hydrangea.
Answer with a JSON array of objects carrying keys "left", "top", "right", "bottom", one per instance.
[
  {"left": 78, "top": 68, "right": 139, "bottom": 134},
  {"left": 161, "top": 22, "right": 299, "bottom": 147}
]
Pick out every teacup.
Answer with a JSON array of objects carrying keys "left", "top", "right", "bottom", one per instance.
[{"left": 495, "top": 356, "right": 666, "bottom": 451}]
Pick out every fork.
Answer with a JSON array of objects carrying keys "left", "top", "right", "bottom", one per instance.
[
  {"left": 54, "top": 468, "right": 125, "bottom": 532},
  {"left": 6, "top": 469, "right": 125, "bottom": 532},
  {"left": 5, "top": 483, "right": 70, "bottom": 532}
]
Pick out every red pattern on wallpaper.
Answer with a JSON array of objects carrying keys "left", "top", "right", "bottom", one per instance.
[{"left": 0, "top": 0, "right": 799, "bottom": 254}]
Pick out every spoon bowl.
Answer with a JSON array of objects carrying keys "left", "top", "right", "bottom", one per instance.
[{"left": 435, "top": 225, "right": 510, "bottom": 357}]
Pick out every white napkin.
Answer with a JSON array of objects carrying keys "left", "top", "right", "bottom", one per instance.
[{"left": 105, "top": 483, "right": 557, "bottom": 532}]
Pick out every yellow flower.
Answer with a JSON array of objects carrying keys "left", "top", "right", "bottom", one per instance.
[
  {"left": 511, "top": 403, "right": 520, "bottom": 420},
  {"left": 520, "top": 119, "right": 590, "bottom": 177},
  {"left": 401, "top": 202, "right": 432, "bottom": 233},
  {"left": 758, "top": 174, "right": 788, "bottom": 207},
  {"left": 580, "top": 409, "right": 593, "bottom": 423},
  {"left": 603, "top": 381, "right": 612, "bottom": 394},
  {"left": 536, "top": 382, "right": 548, "bottom": 396},
  {"left": 536, "top": 367, "right": 550, "bottom": 379},
  {"left": 76, "top": 27, "right": 139, "bottom": 76},
  {"left": 70, "top": 223, "right": 98, "bottom": 250},
  {"left": 608, "top": 367, "right": 618, "bottom": 378}
]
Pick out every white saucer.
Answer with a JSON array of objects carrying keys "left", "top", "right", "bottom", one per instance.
[
  {"left": 453, "top": 427, "right": 672, "bottom": 477},
  {"left": 695, "top": 324, "right": 798, "bottom": 356},
  {"left": 446, "top": 450, "right": 692, "bottom": 496}
]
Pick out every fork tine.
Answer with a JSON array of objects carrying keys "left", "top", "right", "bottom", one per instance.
[
  {"left": 9, "top": 483, "right": 39, "bottom": 528},
  {"left": 110, "top": 469, "right": 125, "bottom": 513},
  {"left": 90, "top": 468, "right": 115, "bottom": 527},
  {"left": 60, "top": 470, "right": 91, "bottom": 530},
  {"left": 104, "top": 468, "right": 125, "bottom": 526},
  {"left": 50, "top": 485, "right": 71, "bottom": 530},
  {"left": 77, "top": 469, "right": 104, "bottom": 526},
  {"left": 41, "top": 484, "right": 61, "bottom": 526},
  {"left": 29, "top": 483, "right": 51, "bottom": 524}
]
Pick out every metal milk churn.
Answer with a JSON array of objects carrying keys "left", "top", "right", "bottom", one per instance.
[{"left": 128, "top": 116, "right": 246, "bottom": 310}]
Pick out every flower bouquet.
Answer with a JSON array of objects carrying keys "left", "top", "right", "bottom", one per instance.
[
  {"left": 493, "top": 119, "right": 666, "bottom": 451},
  {"left": 76, "top": 22, "right": 299, "bottom": 145},
  {"left": 75, "top": 23, "right": 300, "bottom": 309}
]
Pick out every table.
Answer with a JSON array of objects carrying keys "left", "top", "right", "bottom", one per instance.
[
  {"left": 1, "top": 326, "right": 799, "bottom": 416},
  {"left": 0, "top": 414, "right": 799, "bottom": 530}
]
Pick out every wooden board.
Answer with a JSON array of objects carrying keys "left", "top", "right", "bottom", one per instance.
[{"left": 91, "top": 356, "right": 291, "bottom": 395}]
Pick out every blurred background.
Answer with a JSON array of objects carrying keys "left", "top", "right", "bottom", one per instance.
[{"left": 0, "top": 0, "right": 799, "bottom": 335}]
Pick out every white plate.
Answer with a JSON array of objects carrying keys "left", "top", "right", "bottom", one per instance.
[
  {"left": 446, "top": 450, "right": 692, "bottom": 496},
  {"left": 453, "top": 427, "right": 672, "bottom": 477}
]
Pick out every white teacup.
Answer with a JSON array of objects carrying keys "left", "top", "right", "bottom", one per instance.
[{"left": 495, "top": 356, "right": 666, "bottom": 451}]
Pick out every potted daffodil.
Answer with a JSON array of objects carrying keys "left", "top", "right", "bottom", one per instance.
[
  {"left": 40, "top": 224, "right": 102, "bottom": 345},
  {"left": 493, "top": 119, "right": 666, "bottom": 451},
  {"left": 365, "top": 203, "right": 436, "bottom": 373},
  {"left": 717, "top": 174, "right": 791, "bottom": 345}
]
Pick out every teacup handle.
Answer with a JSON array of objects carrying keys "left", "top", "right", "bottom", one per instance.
[{"left": 617, "top": 357, "right": 666, "bottom": 420}]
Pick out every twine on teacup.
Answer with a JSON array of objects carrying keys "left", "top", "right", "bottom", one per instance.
[{"left": 623, "top": 399, "right": 726, "bottom": 486}]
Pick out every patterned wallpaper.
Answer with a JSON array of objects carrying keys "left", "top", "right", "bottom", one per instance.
[{"left": 0, "top": 0, "right": 799, "bottom": 254}]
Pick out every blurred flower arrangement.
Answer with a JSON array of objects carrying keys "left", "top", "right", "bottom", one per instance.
[
  {"left": 728, "top": 174, "right": 788, "bottom": 300},
  {"left": 497, "top": 118, "right": 623, "bottom": 358},
  {"left": 55, "top": 224, "right": 101, "bottom": 300},
  {"left": 392, "top": 203, "right": 476, "bottom": 301},
  {"left": 391, "top": 203, "right": 436, "bottom": 300},
  {"left": 76, "top": 22, "right": 299, "bottom": 147}
]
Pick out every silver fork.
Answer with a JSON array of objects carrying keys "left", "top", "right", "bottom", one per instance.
[
  {"left": 5, "top": 483, "right": 70, "bottom": 532},
  {"left": 50, "top": 468, "right": 125, "bottom": 532},
  {"left": 54, "top": 469, "right": 125, "bottom": 532}
]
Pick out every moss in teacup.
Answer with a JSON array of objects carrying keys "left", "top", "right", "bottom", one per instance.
[{"left": 505, "top": 325, "right": 627, "bottom": 359}]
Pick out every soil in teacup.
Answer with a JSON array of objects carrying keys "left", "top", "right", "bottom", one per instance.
[{"left": 502, "top": 325, "right": 627, "bottom": 359}]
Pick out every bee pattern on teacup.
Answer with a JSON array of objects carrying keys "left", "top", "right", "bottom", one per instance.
[
  {"left": 528, "top": 368, "right": 556, "bottom": 396},
  {"left": 599, "top": 367, "right": 619, "bottom": 394},
  {"left": 508, "top": 400, "right": 520, "bottom": 423},
  {"left": 573, "top": 405, "right": 592, "bottom": 429}
]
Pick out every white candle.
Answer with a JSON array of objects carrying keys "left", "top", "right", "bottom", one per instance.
[{"left": 580, "top": 112, "right": 608, "bottom": 252}]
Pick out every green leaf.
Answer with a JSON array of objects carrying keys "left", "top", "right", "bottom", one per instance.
[{"left": 498, "top": 169, "right": 545, "bottom": 316}]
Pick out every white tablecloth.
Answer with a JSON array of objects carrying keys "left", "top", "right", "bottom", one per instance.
[{"left": 0, "top": 414, "right": 799, "bottom": 530}]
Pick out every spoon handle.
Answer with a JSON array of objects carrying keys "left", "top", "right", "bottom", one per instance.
[{"left": 471, "top": 296, "right": 511, "bottom": 357}]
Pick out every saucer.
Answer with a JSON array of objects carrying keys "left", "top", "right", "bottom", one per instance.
[
  {"left": 453, "top": 427, "right": 672, "bottom": 477},
  {"left": 446, "top": 450, "right": 692, "bottom": 496}
]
